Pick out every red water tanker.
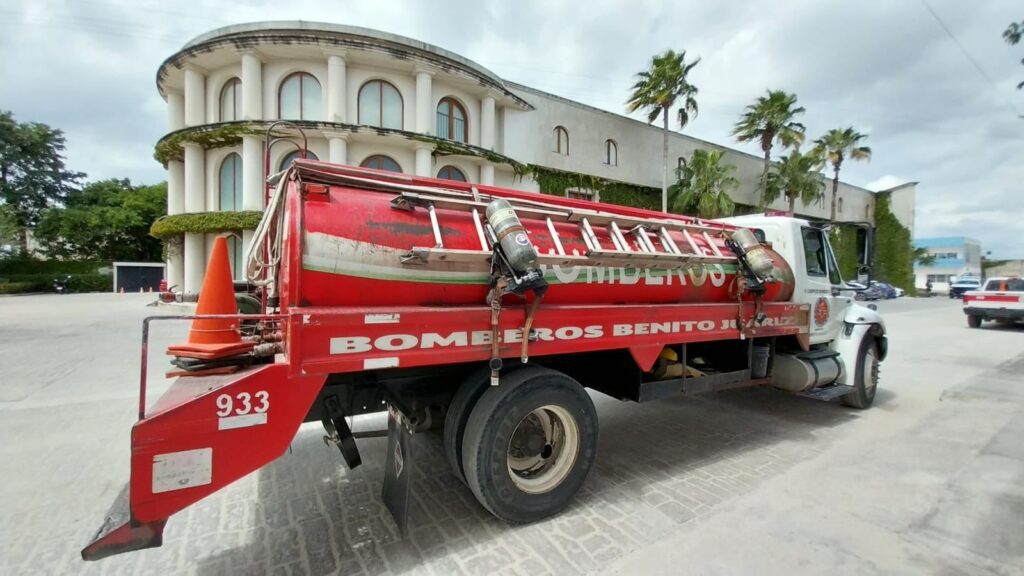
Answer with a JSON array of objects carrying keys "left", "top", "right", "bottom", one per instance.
[{"left": 82, "top": 157, "right": 889, "bottom": 563}]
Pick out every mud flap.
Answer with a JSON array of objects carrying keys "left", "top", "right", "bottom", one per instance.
[
  {"left": 381, "top": 406, "right": 416, "bottom": 536},
  {"left": 81, "top": 484, "right": 165, "bottom": 561}
]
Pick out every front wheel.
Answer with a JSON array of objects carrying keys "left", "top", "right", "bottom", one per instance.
[
  {"left": 461, "top": 367, "right": 598, "bottom": 523},
  {"left": 967, "top": 315, "right": 982, "bottom": 328},
  {"left": 842, "top": 337, "right": 879, "bottom": 409}
]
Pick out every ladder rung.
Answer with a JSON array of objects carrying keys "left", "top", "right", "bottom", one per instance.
[
  {"left": 580, "top": 218, "right": 602, "bottom": 251},
  {"left": 472, "top": 209, "right": 488, "bottom": 250},
  {"left": 609, "top": 221, "right": 630, "bottom": 252},
  {"left": 702, "top": 231, "right": 724, "bottom": 258},
  {"left": 427, "top": 203, "right": 443, "bottom": 248},
  {"left": 659, "top": 227, "right": 682, "bottom": 255},
  {"left": 681, "top": 229, "right": 701, "bottom": 255},
  {"left": 546, "top": 217, "right": 565, "bottom": 256},
  {"left": 631, "top": 225, "right": 658, "bottom": 253}
]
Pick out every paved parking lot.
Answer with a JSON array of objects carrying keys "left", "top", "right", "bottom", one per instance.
[{"left": 1, "top": 294, "right": 1022, "bottom": 575}]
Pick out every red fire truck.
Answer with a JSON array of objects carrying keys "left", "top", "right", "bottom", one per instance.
[{"left": 82, "top": 157, "right": 886, "bottom": 560}]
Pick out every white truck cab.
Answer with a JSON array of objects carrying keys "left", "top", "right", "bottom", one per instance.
[{"left": 719, "top": 215, "right": 887, "bottom": 406}]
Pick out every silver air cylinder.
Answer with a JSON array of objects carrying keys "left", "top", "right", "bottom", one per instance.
[
  {"left": 731, "top": 228, "right": 775, "bottom": 280},
  {"left": 486, "top": 198, "right": 538, "bottom": 273},
  {"left": 772, "top": 353, "right": 844, "bottom": 392}
]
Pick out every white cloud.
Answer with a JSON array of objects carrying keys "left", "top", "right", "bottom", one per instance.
[{"left": 2, "top": 0, "right": 1023, "bottom": 256}]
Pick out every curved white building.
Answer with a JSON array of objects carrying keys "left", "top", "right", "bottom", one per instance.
[{"left": 157, "top": 21, "right": 914, "bottom": 296}]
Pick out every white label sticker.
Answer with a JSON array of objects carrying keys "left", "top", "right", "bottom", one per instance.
[
  {"left": 218, "top": 412, "right": 268, "bottom": 430},
  {"left": 364, "top": 313, "right": 400, "bottom": 324},
  {"left": 152, "top": 448, "right": 212, "bottom": 494},
  {"left": 364, "top": 357, "right": 399, "bottom": 370}
]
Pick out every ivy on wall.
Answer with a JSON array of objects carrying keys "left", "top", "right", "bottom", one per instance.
[
  {"left": 528, "top": 165, "right": 661, "bottom": 211},
  {"left": 872, "top": 191, "right": 915, "bottom": 293},
  {"left": 150, "top": 211, "right": 264, "bottom": 240},
  {"left": 154, "top": 123, "right": 264, "bottom": 166}
]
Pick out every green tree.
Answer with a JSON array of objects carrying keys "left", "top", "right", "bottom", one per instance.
[
  {"left": 1004, "top": 19, "right": 1024, "bottom": 89},
  {"left": 913, "top": 247, "right": 936, "bottom": 266},
  {"left": 0, "top": 111, "right": 84, "bottom": 251},
  {"left": 669, "top": 149, "right": 738, "bottom": 219},
  {"left": 35, "top": 179, "right": 166, "bottom": 261},
  {"left": 626, "top": 49, "right": 700, "bottom": 213},
  {"left": 732, "top": 90, "right": 806, "bottom": 207},
  {"left": 765, "top": 149, "right": 825, "bottom": 215},
  {"left": 813, "top": 127, "right": 871, "bottom": 222}
]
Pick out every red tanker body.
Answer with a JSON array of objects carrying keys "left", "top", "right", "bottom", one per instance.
[
  {"left": 83, "top": 156, "right": 888, "bottom": 563},
  {"left": 297, "top": 163, "right": 794, "bottom": 307}
]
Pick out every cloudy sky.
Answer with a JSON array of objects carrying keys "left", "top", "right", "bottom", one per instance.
[{"left": 2, "top": 0, "right": 1022, "bottom": 256}]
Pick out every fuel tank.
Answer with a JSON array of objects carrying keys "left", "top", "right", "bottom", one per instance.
[{"left": 290, "top": 164, "right": 795, "bottom": 307}]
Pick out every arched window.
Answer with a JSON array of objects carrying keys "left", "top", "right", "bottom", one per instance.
[
  {"left": 436, "top": 97, "right": 467, "bottom": 142},
  {"left": 360, "top": 155, "right": 402, "bottom": 173},
  {"left": 226, "top": 235, "right": 243, "bottom": 280},
  {"left": 838, "top": 197, "right": 844, "bottom": 214},
  {"left": 278, "top": 149, "right": 319, "bottom": 172},
  {"left": 553, "top": 126, "right": 569, "bottom": 155},
  {"left": 604, "top": 139, "right": 618, "bottom": 166},
  {"left": 220, "top": 78, "right": 241, "bottom": 121},
  {"left": 358, "top": 80, "right": 403, "bottom": 129},
  {"left": 218, "top": 153, "right": 242, "bottom": 211},
  {"left": 437, "top": 165, "right": 467, "bottom": 182},
  {"left": 278, "top": 72, "right": 322, "bottom": 120}
]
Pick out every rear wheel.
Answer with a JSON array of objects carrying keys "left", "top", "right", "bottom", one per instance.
[
  {"left": 444, "top": 367, "right": 495, "bottom": 485},
  {"left": 967, "top": 315, "right": 982, "bottom": 328},
  {"left": 842, "top": 337, "right": 879, "bottom": 409},
  {"left": 461, "top": 367, "right": 598, "bottom": 523}
]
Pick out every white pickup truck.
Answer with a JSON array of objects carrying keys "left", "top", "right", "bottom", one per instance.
[{"left": 963, "top": 277, "right": 1024, "bottom": 328}]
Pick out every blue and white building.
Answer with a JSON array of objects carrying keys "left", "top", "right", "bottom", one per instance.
[{"left": 913, "top": 236, "right": 982, "bottom": 293}]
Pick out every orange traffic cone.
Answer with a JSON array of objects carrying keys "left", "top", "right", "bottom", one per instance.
[{"left": 167, "top": 236, "right": 255, "bottom": 360}]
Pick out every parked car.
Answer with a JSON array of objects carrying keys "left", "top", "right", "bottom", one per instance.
[
  {"left": 963, "top": 277, "right": 1024, "bottom": 328},
  {"left": 851, "top": 282, "right": 885, "bottom": 301},
  {"left": 949, "top": 277, "right": 982, "bottom": 299},
  {"left": 871, "top": 281, "right": 898, "bottom": 299},
  {"left": 894, "top": 286, "right": 905, "bottom": 297}
]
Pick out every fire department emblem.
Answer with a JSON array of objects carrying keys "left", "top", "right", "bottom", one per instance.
[{"left": 814, "top": 297, "right": 830, "bottom": 326}]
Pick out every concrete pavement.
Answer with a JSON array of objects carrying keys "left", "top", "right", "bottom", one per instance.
[{"left": 0, "top": 294, "right": 1021, "bottom": 575}]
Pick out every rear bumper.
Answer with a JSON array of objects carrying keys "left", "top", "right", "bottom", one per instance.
[
  {"left": 80, "top": 363, "right": 325, "bottom": 561},
  {"left": 81, "top": 485, "right": 165, "bottom": 561},
  {"left": 964, "top": 307, "right": 1024, "bottom": 320}
]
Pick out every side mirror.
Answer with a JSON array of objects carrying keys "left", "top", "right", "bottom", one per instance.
[{"left": 857, "top": 266, "right": 871, "bottom": 284}]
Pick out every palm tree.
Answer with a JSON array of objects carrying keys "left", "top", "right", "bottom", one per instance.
[
  {"left": 732, "top": 90, "right": 806, "bottom": 207},
  {"left": 813, "top": 128, "right": 872, "bottom": 222},
  {"left": 626, "top": 49, "right": 700, "bottom": 213},
  {"left": 764, "top": 149, "right": 825, "bottom": 215},
  {"left": 669, "top": 149, "right": 738, "bottom": 219}
]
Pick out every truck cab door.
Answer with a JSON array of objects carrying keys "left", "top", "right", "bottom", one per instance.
[{"left": 800, "top": 226, "right": 851, "bottom": 344}]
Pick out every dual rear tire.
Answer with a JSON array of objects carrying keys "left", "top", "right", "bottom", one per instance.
[{"left": 443, "top": 366, "right": 598, "bottom": 523}]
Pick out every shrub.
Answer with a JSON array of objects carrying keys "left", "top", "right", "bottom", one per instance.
[{"left": 0, "top": 272, "right": 111, "bottom": 293}]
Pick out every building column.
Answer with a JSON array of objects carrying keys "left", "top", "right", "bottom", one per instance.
[
  {"left": 415, "top": 68, "right": 434, "bottom": 134},
  {"left": 326, "top": 52, "right": 347, "bottom": 123},
  {"left": 183, "top": 234, "right": 205, "bottom": 296},
  {"left": 167, "top": 91, "right": 185, "bottom": 131},
  {"left": 480, "top": 94, "right": 496, "bottom": 150},
  {"left": 241, "top": 51, "right": 263, "bottom": 121},
  {"left": 242, "top": 135, "right": 264, "bottom": 211},
  {"left": 328, "top": 134, "right": 348, "bottom": 164},
  {"left": 183, "top": 65, "right": 206, "bottom": 126},
  {"left": 414, "top": 144, "right": 432, "bottom": 177},
  {"left": 183, "top": 144, "right": 205, "bottom": 213},
  {"left": 480, "top": 164, "right": 495, "bottom": 186},
  {"left": 182, "top": 144, "right": 206, "bottom": 296}
]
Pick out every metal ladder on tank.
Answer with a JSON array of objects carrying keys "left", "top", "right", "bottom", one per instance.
[{"left": 389, "top": 185, "right": 738, "bottom": 270}]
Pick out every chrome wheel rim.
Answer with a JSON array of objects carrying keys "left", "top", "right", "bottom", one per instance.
[{"left": 507, "top": 405, "right": 579, "bottom": 494}]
